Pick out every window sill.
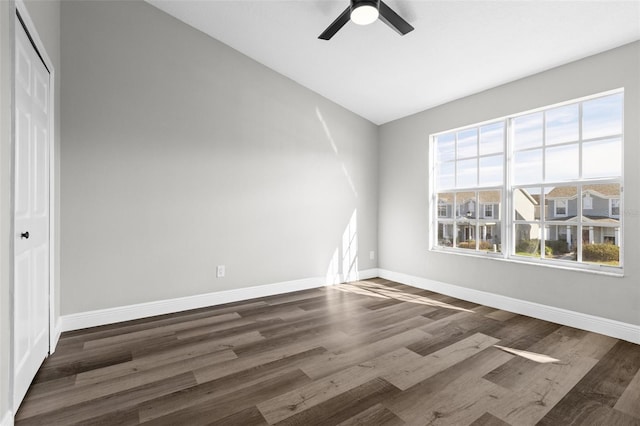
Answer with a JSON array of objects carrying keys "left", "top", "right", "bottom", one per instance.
[{"left": 430, "top": 247, "right": 624, "bottom": 278}]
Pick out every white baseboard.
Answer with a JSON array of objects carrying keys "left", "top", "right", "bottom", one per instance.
[
  {"left": 49, "top": 320, "right": 62, "bottom": 354},
  {"left": 61, "top": 269, "right": 384, "bottom": 332},
  {"left": 1, "top": 410, "right": 13, "bottom": 426},
  {"left": 378, "top": 269, "right": 640, "bottom": 344},
  {"left": 61, "top": 275, "right": 331, "bottom": 332},
  {"left": 357, "top": 268, "right": 379, "bottom": 280}
]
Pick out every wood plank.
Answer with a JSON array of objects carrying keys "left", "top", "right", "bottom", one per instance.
[
  {"left": 143, "top": 369, "right": 311, "bottom": 425},
  {"left": 257, "top": 348, "right": 421, "bottom": 424},
  {"left": 324, "top": 315, "right": 432, "bottom": 353},
  {"left": 192, "top": 330, "right": 343, "bottom": 384},
  {"left": 15, "top": 372, "right": 196, "bottom": 425},
  {"left": 82, "top": 312, "right": 242, "bottom": 349},
  {"left": 484, "top": 309, "right": 519, "bottom": 322},
  {"left": 19, "top": 350, "right": 236, "bottom": 417},
  {"left": 398, "top": 376, "right": 510, "bottom": 426},
  {"left": 215, "top": 406, "right": 268, "bottom": 426},
  {"left": 614, "top": 368, "right": 640, "bottom": 418},
  {"left": 469, "top": 412, "right": 511, "bottom": 426},
  {"left": 274, "top": 377, "right": 401, "bottom": 426},
  {"left": 383, "top": 333, "right": 500, "bottom": 391},
  {"left": 75, "top": 331, "right": 261, "bottom": 386},
  {"left": 337, "top": 403, "right": 405, "bottom": 426},
  {"left": 384, "top": 346, "right": 514, "bottom": 421},
  {"left": 139, "top": 347, "right": 327, "bottom": 421},
  {"left": 488, "top": 352, "right": 598, "bottom": 425},
  {"left": 301, "top": 328, "right": 430, "bottom": 379},
  {"left": 537, "top": 340, "right": 640, "bottom": 425}
]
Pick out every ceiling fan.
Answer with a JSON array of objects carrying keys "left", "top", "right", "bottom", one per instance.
[{"left": 319, "top": 0, "right": 414, "bottom": 40}]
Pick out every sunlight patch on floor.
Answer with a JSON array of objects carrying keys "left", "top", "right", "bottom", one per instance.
[
  {"left": 334, "top": 280, "right": 474, "bottom": 312},
  {"left": 493, "top": 345, "right": 561, "bottom": 363}
]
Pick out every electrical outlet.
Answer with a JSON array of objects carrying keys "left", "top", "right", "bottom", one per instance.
[
  {"left": 216, "top": 265, "right": 225, "bottom": 278},
  {"left": 370, "top": 251, "right": 375, "bottom": 260}
]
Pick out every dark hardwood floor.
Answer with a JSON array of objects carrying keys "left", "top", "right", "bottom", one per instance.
[{"left": 15, "top": 278, "right": 640, "bottom": 425}]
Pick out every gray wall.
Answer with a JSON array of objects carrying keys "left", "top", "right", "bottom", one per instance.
[
  {"left": 378, "top": 42, "right": 640, "bottom": 325},
  {"left": 60, "top": 1, "right": 378, "bottom": 315},
  {"left": 0, "top": 0, "right": 61, "bottom": 418}
]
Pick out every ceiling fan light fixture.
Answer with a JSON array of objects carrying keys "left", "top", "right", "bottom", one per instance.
[
  {"left": 318, "top": 0, "right": 413, "bottom": 40},
  {"left": 350, "top": 1, "right": 379, "bottom": 26}
]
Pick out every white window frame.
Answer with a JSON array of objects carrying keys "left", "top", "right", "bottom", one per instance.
[
  {"left": 484, "top": 204, "right": 494, "bottom": 218},
  {"left": 554, "top": 199, "right": 568, "bottom": 217},
  {"left": 430, "top": 89, "right": 624, "bottom": 275},
  {"left": 610, "top": 198, "right": 620, "bottom": 218}
]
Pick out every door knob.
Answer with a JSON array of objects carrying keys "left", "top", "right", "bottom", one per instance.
[{"left": 21, "top": 231, "right": 29, "bottom": 239}]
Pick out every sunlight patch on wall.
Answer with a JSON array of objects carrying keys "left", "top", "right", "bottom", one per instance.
[{"left": 343, "top": 210, "right": 358, "bottom": 283}]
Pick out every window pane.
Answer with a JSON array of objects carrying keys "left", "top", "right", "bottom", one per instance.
[
  {"left": 514, "top": 223, "right": 542, "bottom": 258},
  {"left": 456, "top": 222, "right": 476, "bottom": 250},
  {"left": 513, "top": 112, "right": 543, "bottom": 151},
  {"left": 479, "top": 190, "right": 501, "bottom": 253},
  {"left": 582, "top": 184, "right": 620, "bottom": 219},
  {"left": 479, "top": 190, "right": 500, "bottom": 220},
  {"left": 436, "top": 161, "right": 455, "bottom": 189},
  {"left": 479, "top": 155, "right": 503, "bottom": 187},
  {"left": 437, "top": 192, "right": 454, "bottom": 218},
  {"left": 456, "top": 192, "right": 476, "bottom": 219},
  {"left": 437, "top": 223, "right": 454, "bottom": 246},
  {"left": 513, "top": 149, "right": 542, "bottom": 185},
  {"left": 436, "top": 133, "right": 455, "bottom": 163},
  {"left": 583, "top": 93, "right": 623, "bottom": 140},
  {"left": 582, "top": 227, "right": 620, "bottom": 266},
  {"left": 546, "top": 104, "right": 579, "bottom": 145},
  {"left": 457, "top": 158, "right": 477, "bottom": 188},
  {"left": 582, "top": 138, "right": 621, "bottom": 179},
  {"left": 457, "top": 129, "right": 477, "bottom": 158},
  {"left": 514, "top": 188, "right": 541, "bottom": 221},
  {"left": 547, "top": 225, "right": 577, "bottom": 261},
  {"left": 545, "top": 143, "right": 579, "bottom": 182},
  {"left": 546, "top": 186, "right": 577, "bottom": 221},
  {"left": 611, "top": 199, "right": 620, "bottom": 217},
  {"left": 479, "top": 122, "right": 504, "bottom": 156}
]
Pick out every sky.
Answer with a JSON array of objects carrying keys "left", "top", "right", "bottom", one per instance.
[{"left": 435, "top": 92, "right": 623, "bottom": 191}]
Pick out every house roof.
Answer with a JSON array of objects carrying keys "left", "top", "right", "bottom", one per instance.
[
  {"left": 438, "top": 191, "right": 501, "bottom": 204},
  {"left": 550, "top": 215, "right": 619, "bottom": 224},
  {"left": 518, "top": 189, "right": 539, "bottom": 205},
  {"left": 546, "top": 184, "right": 620, "bottom": 199}
]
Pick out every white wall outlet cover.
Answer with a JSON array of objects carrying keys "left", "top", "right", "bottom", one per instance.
[{"left": 216, "top": 265, "right": 225, "bottom": 278}]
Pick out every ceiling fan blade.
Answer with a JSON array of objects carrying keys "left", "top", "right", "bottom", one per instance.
[
  {"left": 378, "top": 0, "right": 414, "bottom": 35},
  {"left": 318, "top": 6, "right": 351, "bottom": 40}
]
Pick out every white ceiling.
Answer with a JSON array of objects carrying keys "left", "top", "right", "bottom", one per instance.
[{"left": 147, "top": 0, "right": 640, "bottom": 125}]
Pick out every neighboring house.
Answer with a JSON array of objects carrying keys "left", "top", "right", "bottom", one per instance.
[
  {"left": 437, "top": 189, "right": 540, "bottom": 248},
  {"left": 438, "top": 190, "right": 516, "bottom": 247},
  {"left": 546, "top": 185, "right": 620, "bottom": 249},
  {"left": 514, "top": 189, "right": 540, "bottom": 241}
]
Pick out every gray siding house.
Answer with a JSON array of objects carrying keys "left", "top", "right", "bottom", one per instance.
[{"left": 546, "top": 185, "right": 620, "bottom": 249}]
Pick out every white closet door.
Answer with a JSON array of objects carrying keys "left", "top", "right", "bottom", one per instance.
[{"left": 13, "top": 14, "right": 50, "bottom": 412}]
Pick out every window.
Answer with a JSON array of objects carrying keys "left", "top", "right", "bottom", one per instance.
[
  {"left": 434, "top": 121, "right": 504, "bottom": 253},
  {"left": 484, "top": 204, "right": 494, "bottom": 218},
  {"left": 611, "top": 198, "right": 620, "bottom": 217},
  {"left": 432, "top": 90, "right": 623, "bottom": 271},
  {"left": 554, "top": 200, "right": 568, "bottom": 217}
]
